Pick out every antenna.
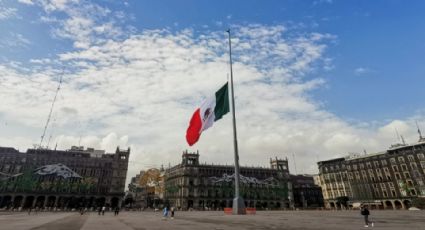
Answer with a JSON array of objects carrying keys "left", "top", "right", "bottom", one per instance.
[
  {"left": 416, "top": 121, "right": 423, "bottom": 140},
  {"left": 401, "top": 135, "right": 406, "bottom": 145},
  {"left": 394, "top": 128, "right": 401, "bottom": 142},
  {"left": 39, "top": 69, "right": 64, "bottom": 148}
]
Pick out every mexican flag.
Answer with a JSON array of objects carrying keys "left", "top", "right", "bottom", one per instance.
[{"left": 186, "top": 82, "right": 230, "bottom": 146}]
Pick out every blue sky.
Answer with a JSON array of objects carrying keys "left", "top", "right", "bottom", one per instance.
[
  {"left": 1, "top": 0, "right": 425, "bottom": 176},
  {"left": 3, "top": 0, "right": 425, "bottom": 122}
]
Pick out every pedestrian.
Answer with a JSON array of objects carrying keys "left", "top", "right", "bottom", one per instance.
[
  {"left": 28, "top": 207, "right": 32, "bottom": 215},
  {"left": 98, "top": 206, "right": 102, "bottom": 215},
  {"left": 102, "top": 206, "right": 106, "bottom": 215},
  {"left": 360, "top": 205, "right": 374, "bottom": 228},
  {"left": 162, "top": 206, "right": 168, "bottom": 220},
  {"left": 114, "top": 206, "right": 120, "bottom": 216},
  {"left": 170, "top": 207, "right": 175, "bottom": 219}
]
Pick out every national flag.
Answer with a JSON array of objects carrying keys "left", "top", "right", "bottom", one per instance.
[{"left": 186, "top": 82, "right": 230, "bottom": 146}]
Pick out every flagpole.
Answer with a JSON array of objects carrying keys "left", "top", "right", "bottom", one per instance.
[{"left": 226, "top": 29, "right": 246, "bottom": 215}]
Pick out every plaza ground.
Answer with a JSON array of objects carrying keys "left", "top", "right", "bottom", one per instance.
[{"left": 0, "top": 210, "right": 424, "bottom": 230}]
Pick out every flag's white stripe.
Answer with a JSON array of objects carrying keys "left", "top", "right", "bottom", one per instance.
[{"left": 200, "top": 95, "right": 216, "bottom": 132}]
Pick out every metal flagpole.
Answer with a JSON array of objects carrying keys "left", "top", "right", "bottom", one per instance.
[{"left": 226, "top": 29, "right": 246, "bottom": 215}]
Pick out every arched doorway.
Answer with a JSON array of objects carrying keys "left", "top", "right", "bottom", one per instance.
[
  {"left": 13, "top": 196, "right": 24, "bottom": 208},
  {"left": 403, "top": 200, "right": 411, "bottom": 209},
  {"left": 23, "top": 196, "right": 35, "bottom": 208},
  {"left": 35, "top": 196, "right": 45, "bottom": 208},
  {"left": 0, "top": 195, "right": 12, "bottom": 208},
  {"left": 385, "top": 201, "right": 393, "bottom": 210},
  {"left": 394, "top": 200, "right": 402, "bottom": 209},
  {"left": 77, "top": 197, "right": 86, "bottom": 208},
  {"left": 47, "top": 196, "right": 56, "bottom": 208},
  {"left": 96, "top": 197, "right": 106, "bottom": 208},
  {"left": 329, "top": 202, "right": 335, "bottom": 209},
  {"left": 88, "top": 197, "right": 95, "bottom": 208},
  {"left": 57, "top": 197, "right": 66, "bottom": 209},
  {"left": 111, "top": 197, "right": 120, "bottom": 208}
]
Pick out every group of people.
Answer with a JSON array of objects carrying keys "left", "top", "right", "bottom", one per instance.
[
  {"left": 95, "top": 206, "right": 120, "bottom": 216},
  {"left": 162, "top": 206, "right": 175, "bottom": 220}
]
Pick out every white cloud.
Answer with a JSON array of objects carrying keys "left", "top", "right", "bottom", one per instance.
[
  {"left": 0, "top": 7, "right": 17, "bottom": 20},
  {"left": 18, "top": 0, "right": 35, "bottom": 5},
  {"left": 0, "top": 33, "right": 31, "bottom": 48},
  {"left": 354, "top": 67, "right": 374, "bottom": 75},
  {"left": 30, "top": 0, "right": 126, "bottom": 49}
]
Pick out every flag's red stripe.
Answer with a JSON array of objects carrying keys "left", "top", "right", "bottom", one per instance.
[{"left": 186, "top": 108, "right": 202, "bottom": 146}]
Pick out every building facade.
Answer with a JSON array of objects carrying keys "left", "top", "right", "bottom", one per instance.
[
  {"left": 317, "top": 140, "right": 425, "bottom": 210},
  {"left": 127, "top": 168, "right": 165, "bottom": 209},
  {"left": 164, "top": 151, "right": 292, "bottom": 210},
  {"left": 0, "top": 146, "right": 129, "bottom": 210},
  {"left": 290, "top": 174, "right": 324, "bottom": 208}
]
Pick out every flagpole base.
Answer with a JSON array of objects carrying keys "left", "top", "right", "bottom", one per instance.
[{"left": 232, "top": 197, "right": 246, "bottom": 215}]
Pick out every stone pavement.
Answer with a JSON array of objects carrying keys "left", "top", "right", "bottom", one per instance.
[{"left": 0, "top": 210, "right": 424, "bottom": 230}]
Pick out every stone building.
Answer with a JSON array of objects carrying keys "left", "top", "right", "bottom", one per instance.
[
  {"left": 290, "top": 174, "right": 324, "bottom": 208},
  {"left": 0, "top": 146, "right": 129, "bottom": 210},
  {"left": 164, "top": 150, "right": 292, "bottom": 210},
  {"left": 127, "top": 168, "right": 165, "bottom": 209},
  {"left": 317, "top": 139, "right": 425, "bottom": 210}
]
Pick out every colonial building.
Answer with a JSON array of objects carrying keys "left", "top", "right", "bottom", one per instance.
[
  {"left": 317, "top": 139, "right": 425, "bottom": 210},
  {"left": 127, "top": 168, "right": 165, "bottom": 209},
  {"left": 290, "top": 174, "right": 324, "bottom": 208},
  {"left": 164, "top": 151, "right": 292, "bottom": 210},
  {"left": 0, "top": 146, "right": 129, "bottom": 210}
]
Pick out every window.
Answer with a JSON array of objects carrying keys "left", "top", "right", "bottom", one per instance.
[
  {"left": 404, "top": 172, "right": 411, "bottom": 178},
  {"left": 410, "top": 162, "right": 417, "bottom": 169},
  {"left": 392, "top": 165, "right": 398, "bottom": 172},
  {"left": 366, "top": 162, "right": 372, "bottom": 168},
  {"left": 353, "top": 164, "right": 358, "bottom": 170},
  {"left": 421, "top": 161, "right": 425, "bottom": 169},
  {"left": 383, "top": 191, "right": 388, "bottom": 197},
  {"left": 360, "top": 163, "right": 365, "bottom": 169},
  {"left": 418, "top": 153, "right": 425, "bottom": 160},
  {"left": 408, "top": 155, "right": 415, "bottom": 162},
  {"left": 395, "top": 173, "right": 401, "bottom": 180},
  {"left": 390, "top": 158, "right": 396, "bottom": 164},
  {"left": 401, "top": 164, "right": 408, "bottom": 171},
  {"left": 391, "top": 190, "right": 396, "bottom": 197},
  {"left": 374, "top": 161, "right": 380, "bottom": 167},
  {"left": 347, "top": 165, "right": 351, "bottom": 170},
  {"left": 381, "top": 160, "right": 388, "bottom": 166},
  {"left": 398, "top": 157, "right": 405, "bottom": 163}
]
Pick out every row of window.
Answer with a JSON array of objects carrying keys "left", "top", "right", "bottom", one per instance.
[{"left": 322, "top": 153, "right": 425, "bottom": 172}]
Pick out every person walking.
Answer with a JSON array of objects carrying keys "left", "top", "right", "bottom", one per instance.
[
  {"left": 114, "top": 206, "right": 120, "bottom": 216},
  {"left": 162, "top": 206, "right": 168, "bottom": 220},
  {"left": 170, "top": 207, "right": 175, "bottom": 219},
  {"left": 102, "top": 206, "right": 106, "bottom": 215},
  {"left": 97, "top": 206, "right": 102, "bottom": 215},
  {"left": 360, "top": 206, "right": 374, "bottom": 227}
]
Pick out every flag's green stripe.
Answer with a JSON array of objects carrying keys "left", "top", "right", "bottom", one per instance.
[{"left": 214, "top": 82, "right": 230, "bottom": 121}]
